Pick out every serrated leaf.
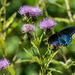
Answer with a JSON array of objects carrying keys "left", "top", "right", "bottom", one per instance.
[{"left": 7, "top": 65, "right": 15, "bottom": 75}]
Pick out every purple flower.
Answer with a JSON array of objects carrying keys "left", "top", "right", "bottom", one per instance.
[
  {"left": 22, "top": 24, "right": 35, "bottom": 33},
  {"left": 0, "top": 58, "right": 10, "bottom": 69},
  {"left": 39, "top": 18, "right": 56, "bottom": 29},
  {"left": 18, "top": 5, "right": 41, "bottom": 17}
]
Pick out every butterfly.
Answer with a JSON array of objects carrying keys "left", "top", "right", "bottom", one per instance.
[{"left": 48, "top": 26, "right": 75, "bottom": 47}]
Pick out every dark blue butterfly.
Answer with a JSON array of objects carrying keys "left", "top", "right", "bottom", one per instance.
[{"left": 48, "top": 26, "right": 75, "bottom": 47}]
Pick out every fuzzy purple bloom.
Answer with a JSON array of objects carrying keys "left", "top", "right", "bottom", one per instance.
[
  {"left": 39, "top": 18, "right": 56, "bottom": 29},
  {"left": 22, "top": 24, "right": 35, "bottom": 33},
  {"left": 0, "top": 58, "right": 10, "bottom": 69},
  {"left": 18, "top": 5, "right": 41, "bottom": 17}
]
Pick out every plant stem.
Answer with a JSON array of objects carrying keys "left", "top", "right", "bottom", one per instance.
[
  {"left": 65, "top": 0, "right": 73, "bottom": 23},
  {"left": 1, "top": 0, "right": 7, "bottom": 58},
  {"left": 59, "top": 47, "right": 67, "bottom": 63},
  {"left": 41, "top": 66, "right": 46, "bottom": 75},
  {"left": 43, "top": 0, "right": 49, "bottom": 17},
  {"left": 31, "top": 48, "right": 36, "bottom": 56}
]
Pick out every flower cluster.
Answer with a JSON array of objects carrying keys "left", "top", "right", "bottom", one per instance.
[
  {"left": 19, "top": 5, "right": 57, "bottom": 47},
  {"left": 0, "top": 58, "right": 10, "bottom": 69},
  {"left": 18, "top": 5, "right": 41, "bottom": 17},
  {"left": 39, "top": 18, "right": 56, "bottom": 29},
  {"left": 22, "top": 24, "right": 35, "bottom": 33}
]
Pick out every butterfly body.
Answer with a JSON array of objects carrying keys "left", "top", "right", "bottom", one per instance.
[{"left": 48, "top": 26, "right": 75, "bottom": 47}]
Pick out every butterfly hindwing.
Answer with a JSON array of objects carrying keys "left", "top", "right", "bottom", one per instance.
[
  {"left": 58, "top": 34, "right": 72, "bottom": 46},
  {"left": 48, "top": 34, "right": 58, "bottom": 44}
]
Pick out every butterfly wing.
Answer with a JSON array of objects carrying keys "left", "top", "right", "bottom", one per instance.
[
  {"left": 59, "top": 26, "right": 75, "bottom": 36},
  {"left": 58, "top": 26, "right": 75, "bottom": 46},
  {"left": 48, "top": 34, "right": 58, "bottom": 44},
  {"left": 48, "top": 26, "right": 75, "bottom": 47},
  {"left": 58, "top": 34, "right": 72, "bottom": 46}
]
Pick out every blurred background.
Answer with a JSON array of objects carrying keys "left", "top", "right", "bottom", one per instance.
[{"left": 0, "top": 0, "right": 75, "bottom": 75}]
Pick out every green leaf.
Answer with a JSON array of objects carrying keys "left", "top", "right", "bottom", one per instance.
[
  {"left": 5, "top": 12, "right": 17, "bottom": 30},
  {"left": 31, "top": 34, "right": 43, "bottom": 48},
  {"left": 47, "top": 71, "right": 52, "bottom": 75},
  {"left": 35, "top": 56, "right": 41, "bottom": 65},
  {"left": 72, "top": 39, "right": 75, "bottom": 46},
  {"left": 72, "top": 72, "right": 75, "bottom": 75},
  {"left": 0, "top": 36, "right": 7, "bottom": 55},
  {"left": 7, "top": 19, "right": 21, "bottom": 34},
  {"left": 39, "top": 34, "right": 43, "bottom": 43},
  {"left": 1, "top": 0, "right": 4, "bottom": 5},
  {"left": 16, "top": 56, "right": 41, "bottom": 65},
  {"left": 23, "top": 48, "right": 42, "bottom": 64},
  {"left": 72, "top": 33, "right": 75, "bottom": 39},
  {"left": 6, "top": 2, "right": 10, "bottom": 6},
  {"left": 0, "top": 36, "right": 5, "bottom": 49},
  {"left": 47, "top": 68, "right": 62, "bottom": 73},
  {"left": 0, "top": 6, "right": 4, "bottom": 13},
  {"left": 31, "top": 41, "right": 40, "bottom": 55},
  {"left": 7, "top": 65, "right": 15, "bottom": 75},
  {"left": 0, "top": 22, "right": 2, "bottom": 31},
  {"left": 54, "top": 17, "right": 70, "bottom": 23},
  {"left": 23, "top": 48, "right": 34, "bottom": 58},
  {"left": 15, "top": 59, "right": 35, "bottom": 63},
  {"left": 50, "top": 60, "right": 67, "bottom": 69},
  {"left": 31, "top": 41, "right": 38, "bottom": 50},
  {"left": 46, "top": 50, "right": 59, "bottom": 68},
  {"left": 67, "top": 61, "right": 75, "bottom": 68},
  {"left": 73, "top": 14, "right": 75, "bottom": 20}
]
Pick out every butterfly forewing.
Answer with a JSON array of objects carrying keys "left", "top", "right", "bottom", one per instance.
[{"left": 59, "top": 26, "right": 75, "bottom": 36}]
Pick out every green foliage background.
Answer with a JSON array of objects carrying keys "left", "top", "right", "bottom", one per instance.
[{"left": 0, "top": 0, "right": 75, "bottom": 75}]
